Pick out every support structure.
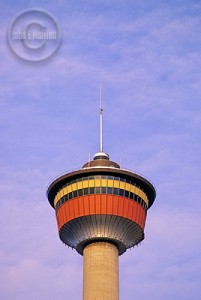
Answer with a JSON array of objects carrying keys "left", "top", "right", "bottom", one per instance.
[{"left": 83, "top": 242, "right": 118, "bottom": 300}]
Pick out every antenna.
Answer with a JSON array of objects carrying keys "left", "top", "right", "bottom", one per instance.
[{"left": 100, "top": 84, "right": 103, "bottom": 152}]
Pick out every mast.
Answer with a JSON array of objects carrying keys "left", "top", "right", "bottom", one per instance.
[{"left": 100, "top": 84, "right": 103, "bottom": 153}]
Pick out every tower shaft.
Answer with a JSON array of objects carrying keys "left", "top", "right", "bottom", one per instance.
[{"left": 83, "top": 242, "right": 119, "bottom": 300}]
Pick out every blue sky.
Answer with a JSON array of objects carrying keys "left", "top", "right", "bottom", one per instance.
[{"left": 1, "top": 0, "right": 201, "bottom": 299}]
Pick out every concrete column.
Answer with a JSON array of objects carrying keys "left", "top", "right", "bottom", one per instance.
[{"left": 83, "top": 242, "right": 119, "bottom": 300}]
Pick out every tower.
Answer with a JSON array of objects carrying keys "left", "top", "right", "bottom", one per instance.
[{"left": 47, "top": 96, "right": 156, "bottom": 300}]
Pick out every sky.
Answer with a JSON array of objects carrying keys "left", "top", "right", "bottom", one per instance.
[{"left": 0, "top": 0, "right": 201, "bottom": 299}]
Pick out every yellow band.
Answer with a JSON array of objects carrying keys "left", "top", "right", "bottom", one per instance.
[{"left": 54, "top": 177, "right": 148, "bottom": 207}]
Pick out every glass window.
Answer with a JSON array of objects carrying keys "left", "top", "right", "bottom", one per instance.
[
  {"left": 78, "top": 189, "right": 83, "bottom": 196},
  {"left": 114, "top": 176, "right": 120, "bottom": 181},
  {"left": 108, "top": 175, "right": 114, "bottom": 180},
  {"left": 119, "top": 189, "right": 124, "bottom": 196},
  {"left": 75, "top": 178, "right": 80, "bottom": 184},
  {"left": 120, "top": 177, "right": 126, "bottom": 182},
  {"left": 72, "top": 190, "right": 78, "bottom": 198},
  {"left": 102, "top": 187, "right": 107, "bottom": 194},
  {"left": 90, "top": 187, "right": 94, "bottom": 194},
  {"left": 108, "top": 187, "right": 113, "bottom": 194},
  {"left": 69, "top": 192, "right": 72, "bottom": 200},
  {"left": 114, "top": 188, "right": 119, "bottom": 195},
  {"left": 83, "top": 188, "right": 88, "bottom": 195},
  {"left": 125, "top": 190, "right": 129, "bottom": 198},
  {"left": 95, "top": 187, "right": 100, "bottom": 194},
  {"left": 101, "top": 175, "right": 107, "bottom": 179},
  {"left": 130, "top": 192, "right": 133, "bottom": 200},
  {"left": 89, "top": 176, "right": 94, "bottom": 180}
]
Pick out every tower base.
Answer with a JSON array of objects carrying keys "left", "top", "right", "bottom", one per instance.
[{"left": 83, "top": 242, "right": 119, "bottom": 300}]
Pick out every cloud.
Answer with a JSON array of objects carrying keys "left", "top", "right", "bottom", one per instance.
[{"left": 119, "top": 208, "right": 201, "bottom": 299}]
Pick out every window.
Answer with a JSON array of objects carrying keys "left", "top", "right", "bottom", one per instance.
[
  {"left": 134, "top": 194, "right": 138, "bottom": 201},
  {"left": 72, "top": 190, "right": 78, "bottom": 198},
  {"left": 89, "top": 187, "right": 94, "bottom": 194},
  {"left": 95, "top": 187, "right": 100, "bottom": 194},
  {"left": 76, "top": 178, "right": 81, "bottom": 184},
  {"left": 119, "top": 189, "right": 124, "bottom": 196},
  {"left": 102, "top": 187, "right": 107, "bottom": 194},
  {"left": 83, "top": 188, "right": 88, "bottom": 195},
  {"left": 78, "top": 189, "right": 83, "bottom": 196},
  {"left": 137, "top": 197, "right": 142, "bottom": 205},
  {"left": 114, "top": 188, "right": 119, "bottom": 195},
  {"left": 125, "top": 190, "right": 129, "bottom": 198},
  {"left": 108, "top": 187, "right": 113, "bottom": 194}
]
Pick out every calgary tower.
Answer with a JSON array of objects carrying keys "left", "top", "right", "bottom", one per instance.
[{"left": 47, "top": 91, "right": 156, "bottom": 300}]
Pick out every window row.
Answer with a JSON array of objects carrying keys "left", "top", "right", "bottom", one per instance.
[
  {"left": 62, "top": 175, "right": 142, "bottom": 189},
  {"left": 55, "top": 187, "right": 147, "bottom": 211},
  {"left": 54, "top": 176, "right": 148, "bottom": 207}
]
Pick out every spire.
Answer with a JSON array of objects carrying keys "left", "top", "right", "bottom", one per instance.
[
  {"left": 82, "top": 85, "right": 121, "bottom": 168},
  {"left": 99, "top": 84, "right": 103, "bottom": 152}
]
